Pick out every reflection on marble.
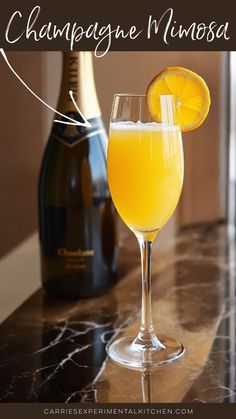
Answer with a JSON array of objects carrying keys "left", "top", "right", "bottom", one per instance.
[{"left": 0, "top": 222, "right": 235, "bottom": 403}]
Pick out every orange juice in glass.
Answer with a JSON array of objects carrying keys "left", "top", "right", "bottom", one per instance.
[{"left": 108, "top": 121, "right": 183, "bottom": 241}]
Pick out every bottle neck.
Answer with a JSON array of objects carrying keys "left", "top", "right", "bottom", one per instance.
[{"left": 57, "top": 51, "right": 101, "bottom": 120}]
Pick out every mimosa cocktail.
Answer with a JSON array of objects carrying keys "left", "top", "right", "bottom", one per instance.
[
  {"left": 106, "top": 94, "right": 185, "bottom": 368},
  {"left": 106, "top": 65, "right": 211, "bottom": 369}
]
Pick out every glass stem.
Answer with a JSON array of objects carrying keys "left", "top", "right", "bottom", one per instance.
[{"left": 135, "top": 237, "right": 165, "bottom": 350}]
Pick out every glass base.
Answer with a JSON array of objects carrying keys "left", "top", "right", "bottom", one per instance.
[{"left": 107, "top": 336, "right": 185, "bottom": 369}]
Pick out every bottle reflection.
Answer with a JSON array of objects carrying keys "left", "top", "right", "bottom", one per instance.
[{"left": 36, "top": 292, "right": 117, "bottom": 402}]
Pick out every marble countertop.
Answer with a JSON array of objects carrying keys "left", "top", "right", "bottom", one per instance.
[{"left": 0, "top": 222, "right": 235, "bottom": 403}]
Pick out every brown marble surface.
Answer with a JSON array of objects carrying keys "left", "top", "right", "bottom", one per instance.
[{"left": 0, "top": 221, "right": 235, "bottom": 403}]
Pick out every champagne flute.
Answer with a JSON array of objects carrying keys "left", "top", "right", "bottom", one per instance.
[{"left": 106, "top": 94, "right": 185, "bottom": 368}]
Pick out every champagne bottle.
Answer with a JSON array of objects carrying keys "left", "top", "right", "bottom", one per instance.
[{"left": 38, "top": 51, "right": 118, "bottom": 298}]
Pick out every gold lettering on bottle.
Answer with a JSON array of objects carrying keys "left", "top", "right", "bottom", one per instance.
[
  {"left": 68, "top": 55, "right": 78, "bottom": 101},
  {"left": 58, "top": 248, "right": 95, "bottom": 257}
]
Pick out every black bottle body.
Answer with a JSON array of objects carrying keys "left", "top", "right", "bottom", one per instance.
[{"left": 38, "top": 115, "right": 118, "bottom": 298}]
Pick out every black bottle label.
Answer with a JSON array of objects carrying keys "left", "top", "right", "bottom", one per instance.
[{"left": 51, "top": 113, "right": 105, "bottom": 147}]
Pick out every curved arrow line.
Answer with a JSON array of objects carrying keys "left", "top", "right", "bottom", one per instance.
[
  {"left": 53, "top": 90, "right": 90, "bottom": 126},
  {"left": 0, "top": 48, "right": 91, "bottom": 128}
]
